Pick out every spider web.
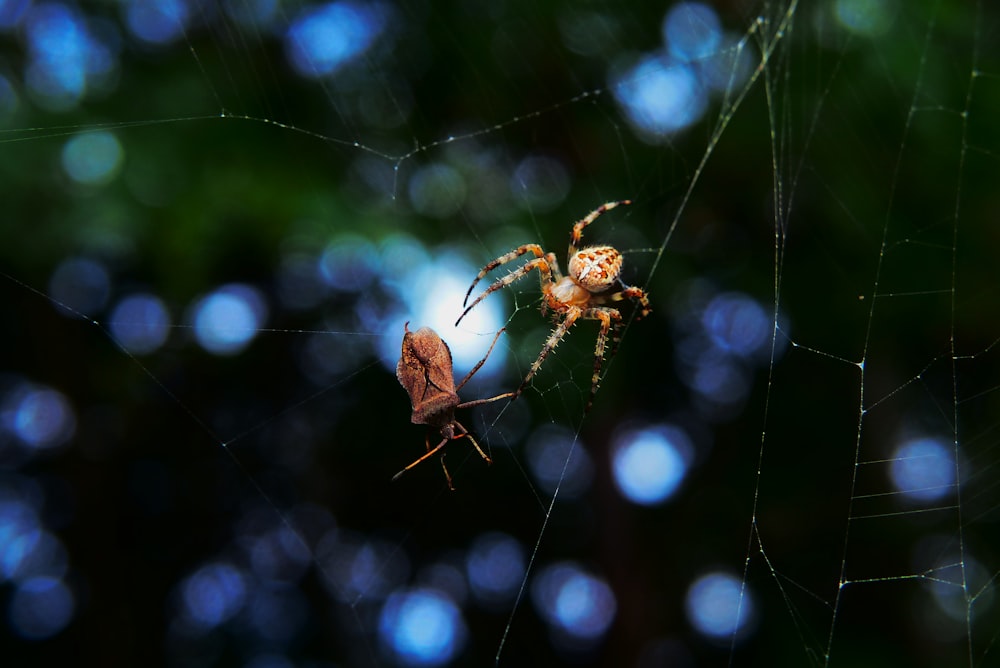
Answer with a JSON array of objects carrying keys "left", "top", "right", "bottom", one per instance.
[{"left": 1, "top": 1, "right": 999, "bottom": 666}]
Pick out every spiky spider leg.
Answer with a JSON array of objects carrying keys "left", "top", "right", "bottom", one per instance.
[
  {"left": 462, "top": 245, "right": 546, "bottom": 308},
  {"left": 510, "top": 308, "right": 582, "bottom": 400},
  {"left": 456, "top": 255, "right": 557, "bottom": 327},
  {"left": 569, "top": 200, "right": 632, "bottom": 253},
  {"left": 618, "top": 285, "right": 651, "bottom": 319},
  {"left": 454, "top": 327, "right": 508, "bottom": 393},
  {"left": 580, "top": 307, "right": 620, "bottom": 414}
]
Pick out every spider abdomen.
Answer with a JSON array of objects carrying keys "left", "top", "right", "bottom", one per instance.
[{"left": 568, "top": 245, "right": 623, "bottom": 292}]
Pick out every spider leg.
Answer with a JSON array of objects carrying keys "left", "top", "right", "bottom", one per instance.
[
  {"left": 618, "top": 284, "right": 651, "bottom": 319},
  {"left": 596, "top": 284, "right": 650, "bottom": 362},
  {"left": 455, "top": 327, "right": 506, "bottom": 392},
  {"left": 456, "top": 255, "right": 555, "bottom": 327},
  {"left": 453, "top": 324, "right": 514, "bottom": 407},
  {"left": 512, "top": 307, "right": 582, "bottom": 399},
  {"left": 538, "top": 252, "right": 562, "bottom": 318},
  {"left": 456, "top": 391, "right": 514, "bottom": 410},
  {"left": 607, "top": 312, "right": 626, "bottom": 364},
  {"left": 580, "top": 307, "right": 621, "bottom": 413},
  {"left": 569, "top": 200, "right": 631, "bottom": 256},
  {"left": 462, "top": 244, "right": 546, "bottom": 308},
  {"left": 597, "top": 283, "right": 651, "bottom": 318}
]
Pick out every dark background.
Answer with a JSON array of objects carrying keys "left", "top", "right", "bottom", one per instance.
[{"left": 1, "top": 1, "right": 999, "bottom": 666}]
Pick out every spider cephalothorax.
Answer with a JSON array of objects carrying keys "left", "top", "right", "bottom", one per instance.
[{"left": 456, "top": 200, "right": 650, "bottom": 412}]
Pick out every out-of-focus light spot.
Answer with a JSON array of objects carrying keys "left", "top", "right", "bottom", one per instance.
[
  {"left": 691, "top": 352, "right": 750, "bottom": 410},
  {"left": 24, "top": 3, "right": 114, "bottom": 109},
  {"left": 0, "top": 526, "right": 67, "bottom": 582},
  {"left": 285, "top": 2, "right": 386, "bottom": 78},
  {"left": 510, "top": 154, "right": 570, "bottom": 212},
  {"left": 380, "top": 234, "right": 430, "bottom": 285},
  {"left": 532, "top": 562, "right": 616, "bottom": 640},
  {"left": 1, "top": 383, "right": 76, "bottom": 451},
  {"left": 672, "top": 283, "right": 783, "bottom": 419},
  {"left": 525, "top": 424, "right": 593, "bottom": 499},
  {"left": 466, "top": 532, "right": 525, "bottom": 609},
  {"left": 108, "top": 293, "right": 171, "bottom": 355},
  {"left": 409, "top": 163, "right": 466, "bottom": 219},
  {"left": 243, "top": 525, "right": 311, "bottom": 584},
  {"left": 8, "top": 576, "right": 75, "bottom": 639},
  {"left": 421, "top": 561, "right": 467, "bottom": 604},
  {"left": 685, "top": 572, "right": 755, "bottom": 641},
  {"left": 702, "top": 293, "right": 769, "bottom": 358},
  {"left": 418, "top": 555, "right": 469, "bottom": 607},
  {"left": 926, "top": 553, "right": 992, "bottom": 623},
  {"left": 385, "top": 254, "right": 507, "bottom": 376},
  {"left": 190, "top": 283, "right": 268, "bottom": 356},
  {"left": 453, "top": 150, "right": 511, "bottom": 225},
  {"left": 246, "top": 583, "right": 308, "bottom": 643},
  {"left": 181, "top": 562, "right": 248, "bottom": 628},
  {"left": 304, "top": 235, "right": 426, "bottom": 385},
  {"left": 613, "top": 56, "right": 707, "bottom": 140},
  {"left": 378, "top": 588, "right": 467, "bottom": 666},
  {"left": 316, "top": 532, "right": 409, "bottom": 602},
  {"left": 0, "top": 500, "right": 41, "bottom": 581},
  {"left": 25, "top": 4, "right": 86, "bottom": 104},
  {"left": 663, "top": 2, "right": 722, "bottom": 61},
  {"left": 611, "top": 425, "right": 691, "bottom": 505},
  {"left": 889, "top": 437, "right": 956, "bottom": 503},
  {"left": 700, "top": 34, "right": 754, "bottom": 93},
  {"left": 0, "top": 0, "right": 30, "bottom": 28},
  {"left": 234, "top": 506, "right": 328, "bottom": 579},
  {"left": 48, "top": 256, "right": 110, "bottom": 317},
  {"left": 123, "top": 0, "right": 191, "bottom": 45},
  {"left": 61, "top": 131, "right": 124, "bottom": 186},
  {"left": 835, "top": 0, "right": 895, "bottom": 37},
  {"left": 318, "top": 235, "right": 379, "bottom": 293}
]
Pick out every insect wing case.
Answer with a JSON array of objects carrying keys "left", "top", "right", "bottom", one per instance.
[{"left": 397, "top": 326, "right": 460, "bottom": 426}]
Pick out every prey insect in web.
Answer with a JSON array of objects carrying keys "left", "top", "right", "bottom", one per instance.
[{"left": 394, "top": 323, "right": 513, "bottom": 489}]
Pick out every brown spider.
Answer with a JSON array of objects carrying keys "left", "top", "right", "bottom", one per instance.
[
  {"left": 394, "top": 322, "right": 512, "bottom": 489},
  {"left": 455, "top": 200, "right": 651, "bottom": 412}
]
